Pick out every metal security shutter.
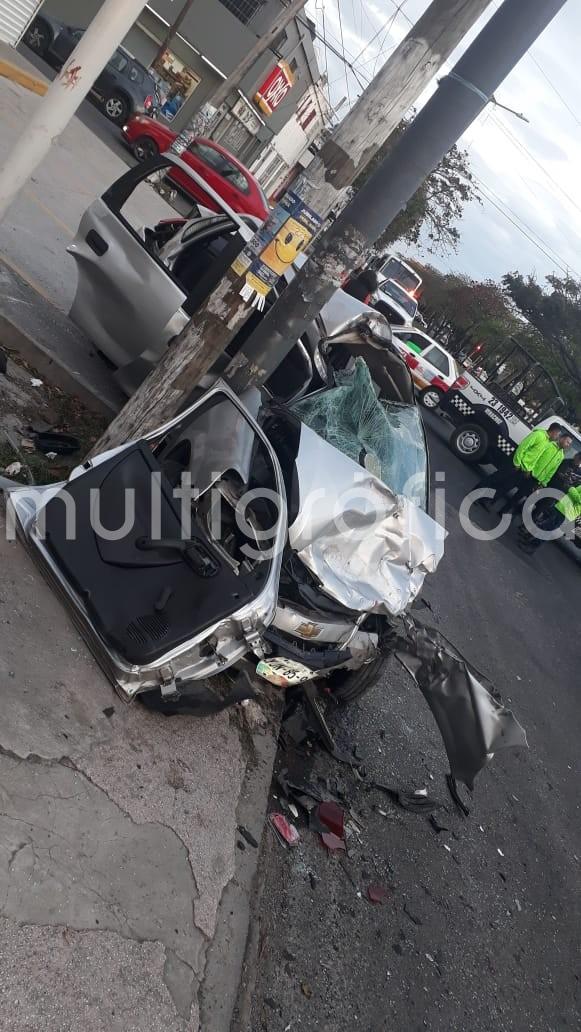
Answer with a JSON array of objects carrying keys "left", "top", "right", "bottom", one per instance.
[
  {"left": 212, "top": 115, "right": 253, "bottom": 158},
  {"left": 0, "top": 0, "right": 44, "bottom": 46}
]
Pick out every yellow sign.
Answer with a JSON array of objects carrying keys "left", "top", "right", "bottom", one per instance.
[{"left": 259, "top": 217, "right": 312, "bottom": 276}]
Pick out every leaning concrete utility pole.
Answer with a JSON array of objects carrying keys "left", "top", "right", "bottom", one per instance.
[
  {"left": 225, "top": 0, "right": 567, "bottom": 394},
  {"left": 226, "top": 0, "right": 568, "bottom": 393},
  {"left": 282, "top": 0, "right": 494, "bottom": 217},
  {"left": 0, "top": 0, "right": 148, "bottom": 221},
  {"left": 186, "top": 0, "right": 308, "bottom": 135},
  {"left": 94, "top": 0, "right": 495, "bottom": 450}
]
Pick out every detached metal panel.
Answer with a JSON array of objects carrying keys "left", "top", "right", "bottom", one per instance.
[{"left": 0, "top": 0, "right": 44, "bottom": 46}]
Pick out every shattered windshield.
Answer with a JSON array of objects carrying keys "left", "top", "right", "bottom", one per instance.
[{"left": 291, "top": 359, "right": 428, "bottom": 510}]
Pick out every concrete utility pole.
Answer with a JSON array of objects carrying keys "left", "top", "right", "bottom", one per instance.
[
  {"left": 94, "top": 0, "right": 495, "bottom": 450},
  {"left": 226, "top": 0, "right": 567, "bottom": 394},
  {"left": 0, "top": 0, "right": 148, "bottom": 221},
  {"left": 187, "top": 0, "right": 308, "bottom": 135},
  {"left": 153, "top": 0, "right": 196, "bottom": 65},
  {"left": 288, "top": 0, "right": 494, "bottom": 216}
]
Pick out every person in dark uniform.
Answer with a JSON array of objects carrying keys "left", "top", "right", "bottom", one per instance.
[{"left": 342, "top": 267, "right": 380, "bottom": 304}]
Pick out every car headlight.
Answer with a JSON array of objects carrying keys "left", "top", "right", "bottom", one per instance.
[{"left": 363, "top": 312, "right": 392, "bottom": 343}]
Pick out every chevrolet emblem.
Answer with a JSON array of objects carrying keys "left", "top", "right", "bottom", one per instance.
[{"left": 296, "top": 621, "right": 322, "bottom": 638}]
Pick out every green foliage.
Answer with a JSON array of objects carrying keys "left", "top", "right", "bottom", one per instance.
[
  {"left": 503, "top": 271, "right": 581, "bottom": 396},
  {"left": 415, "top": 264, "right": 581, "bottom": 419},
  {"left": 352, "top": 120, "right": 478, "bottom": 255}
]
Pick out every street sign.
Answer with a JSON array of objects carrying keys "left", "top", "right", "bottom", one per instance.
[{"left": 254, "top": 61, "right": 294, "bottom": 116}]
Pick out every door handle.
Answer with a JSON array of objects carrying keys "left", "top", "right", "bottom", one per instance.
[{"left": 86, "top": 230, "right": 108, "bottom": 256}]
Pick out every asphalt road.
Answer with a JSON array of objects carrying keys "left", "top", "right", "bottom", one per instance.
[{"left": 245, "top": 411, "right": 581, "bottom": 1032}]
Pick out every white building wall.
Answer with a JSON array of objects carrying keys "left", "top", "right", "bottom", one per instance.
[{"left": 251, "top": 81, "right": 330, "bottom": 197}]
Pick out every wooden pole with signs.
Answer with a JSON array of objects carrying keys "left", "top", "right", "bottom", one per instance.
[{"left": 91, "top": 0, "right": 496, "bottom": 453}]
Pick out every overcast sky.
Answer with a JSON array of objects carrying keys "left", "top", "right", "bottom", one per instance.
[{"left": 305, "top": 0, "right": 580, "bottom": 287}]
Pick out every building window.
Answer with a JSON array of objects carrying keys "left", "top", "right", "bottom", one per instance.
[
  {"left": 289, "top": 57, "right": 298, "bottom": 73},
  {"left": 218, "top": 0, "right": 264, "bottom": 25}
]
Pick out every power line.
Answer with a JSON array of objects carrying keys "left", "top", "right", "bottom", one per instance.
[
  {"left": 352, "top": 1, "right": 407, "bottom": 64},
  {"left": 297, "top": 13, "right": 371, "bottom": 88},
  {"left": 527, "top": 52, "right": 581, "bottom": 129},
  {"left": 491, "top": 113, "right": 581, "bottom": 221},
  {"left": 472, "top": 175, "right": 580, "bottom": 280},
  {"left": 335, "top": 0, "right": 352, "bottom": 106}
]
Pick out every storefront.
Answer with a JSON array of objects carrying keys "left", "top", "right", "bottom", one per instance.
[
  {"left": 0, "top": 0, "right": 44, "bottom": 45},
  {"left": 150, "top": 46, "right": 201, "bottom": 120}
]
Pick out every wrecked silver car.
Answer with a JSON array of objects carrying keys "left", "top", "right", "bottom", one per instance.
[{"left": 8, "top": 317, "right": 526, "bottom": 787}]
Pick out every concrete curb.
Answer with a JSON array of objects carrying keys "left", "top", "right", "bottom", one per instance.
[
  {"left": 0, "top": 311, "right": 119, "bottom": 417},
  {"left": 0, "top": 259, "right": 125, "bottom": 416},
  {"left": 0, "top": 58, "right": 48, "bottom": 95}
]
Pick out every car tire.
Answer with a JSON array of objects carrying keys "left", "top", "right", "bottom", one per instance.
[
  {"left": 419, "top": 385, "right": 443, "bottom": 410},
  {"left": 104, "top": 94, "right": 130, "bottom": 123},
  {"left": 24, "top": 18, "right": 51, "bottom": 56},
  {"left": 132, "top": 135, "right": 159, "bottom": 162},
  {"left": 450, "top": 422, "right": 489, "bottom": 463},
  {"left": 327, "top": 657, "right": 385, "bottom": 706}
]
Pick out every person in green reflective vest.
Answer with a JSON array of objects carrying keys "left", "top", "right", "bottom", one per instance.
[
  {"left": 518, "top": 484, "right": 581, "bottom": 554},
  {"left": 476, "top": 422, "right": 563, "bottom": 510},
  {"left": 498, "top": 430, "right": 572, "bottom": 516}
]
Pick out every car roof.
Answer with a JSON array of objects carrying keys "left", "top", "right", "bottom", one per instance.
[
  {"left": 393, "top": 326, "right": 453, "bottom": 357},
  {"left": 193, "top": 136, "right": 256, "bottom": 178}
]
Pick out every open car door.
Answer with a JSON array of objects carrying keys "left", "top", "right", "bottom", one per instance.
[{"left": 67, "top": 155, "right": 254, "bottom": 389}]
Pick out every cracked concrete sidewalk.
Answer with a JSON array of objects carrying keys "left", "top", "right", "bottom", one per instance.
[{"left": 0, "top": 504, "right": 278, "bottom": 1031}]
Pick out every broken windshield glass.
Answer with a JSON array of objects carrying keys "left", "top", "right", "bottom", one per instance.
[{"left": 291, "top": 359, "right": 428, "bottom": 510}]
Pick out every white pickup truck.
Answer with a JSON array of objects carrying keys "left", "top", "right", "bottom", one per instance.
[
  {"left": 438, "top": 341, "right": 580, "bottom": 466},
  {"left": 438, "top": 341, "right": 581, "bottom": 546}
]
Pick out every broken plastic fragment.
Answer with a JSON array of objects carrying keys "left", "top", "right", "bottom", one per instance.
[
  {"left": 4, "top": 462, "right": 22, "bottom": 476},
  {"left": 237, "top": 825, "right": 259, "bottom": 848},
  {"left": 443, "top": 844, "right": 451, "bottom": 852},
  {"left": 316, "top": 800, "right": 345, "bottom": 839},
  {"left": 270, "top": 812, "right": 300, "bottom": 847},
  {"left": 321, "top": 831, "right": 346, "bottom": 852},
  {"left": 428, "top": 814, "right": 449, "bottom": 835},
  {"left": 497, "top": 848, "right": 504, "bottom": 857},
  {"left": 367, "top": 884, "right": 390, "bottom": 904},
  {"left": 30, "top": 378, "right": 43, "bottom": 387},
  {"left": 370, "top": 782, "right": 440, "bottom": 814}
]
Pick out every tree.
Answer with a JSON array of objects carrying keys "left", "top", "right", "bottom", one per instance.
[
  {"left": 352, "top": 120, "right": 478, "bottom": 255},
  {"left": 503, "top": 271, "right": 581, "bottom": 405},
  {"left": 411, "top": 266, "right": 580, "bottom": 419}
]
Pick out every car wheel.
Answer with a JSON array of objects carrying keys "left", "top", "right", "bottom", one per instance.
[
  {"left": 104, "top": 94, "right": 129, "bottom": 123},
  {"left": 132, "top": 135, "right": 159, "bottom": 162},
  {"left": 24, "top": 18, "right": 51, "bottom": 55},
  {"left": 450, "top": 422, "right": 489, "bottom": 463},
  {"left": 327, "top": 657, "right": 385, "bottom": 706},
  {"left": 419, "top": 385, "right": 443, "bottom": 410}
]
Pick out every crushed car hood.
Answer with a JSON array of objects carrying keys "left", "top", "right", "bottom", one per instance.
[{"left": 289, "top": 423, "right": 445, "bottom": 617}]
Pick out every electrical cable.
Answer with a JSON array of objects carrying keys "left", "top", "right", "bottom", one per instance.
[
  {"left": 490, "top": 113, "right": 581, "bottom": 221},
  {"left": 472, "top": 177, "right": 579, "bottom": 280},
  {"left": 335, "top": 0, "right": 352, "bottom": 106}
]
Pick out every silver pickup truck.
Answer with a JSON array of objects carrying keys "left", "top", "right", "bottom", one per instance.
[{"left": 67, "top": 154, "right": 377, "bottom": 397}]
